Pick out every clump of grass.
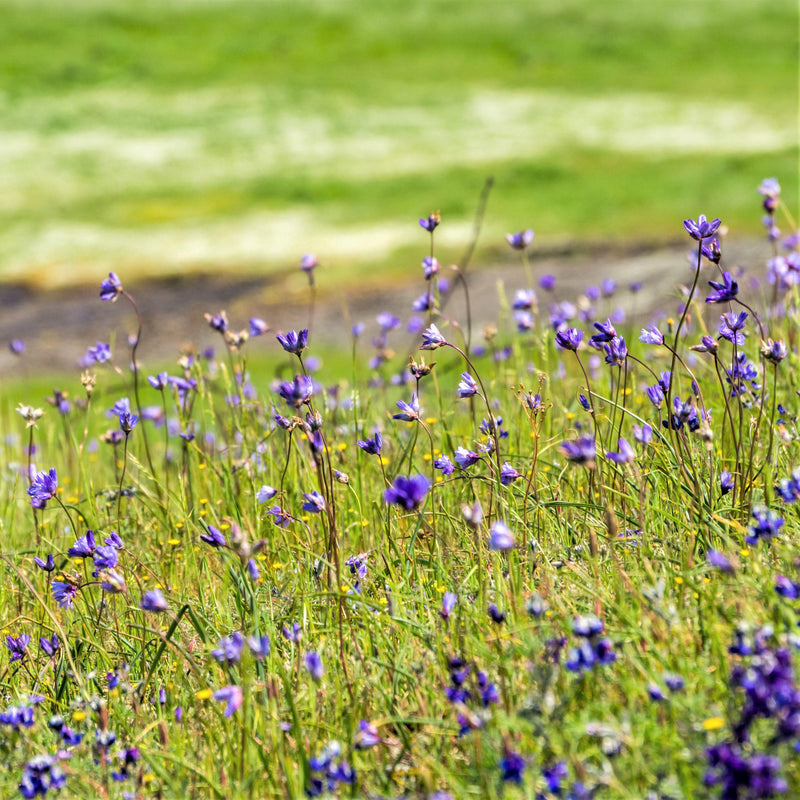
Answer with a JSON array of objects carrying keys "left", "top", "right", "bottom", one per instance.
[{"left": 1, "top": 177, "right": 800, "bottom": 799}]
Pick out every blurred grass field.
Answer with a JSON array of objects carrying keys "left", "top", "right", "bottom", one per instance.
[{"left": 0, "top": 0, "right": 796, "bottom": 289}]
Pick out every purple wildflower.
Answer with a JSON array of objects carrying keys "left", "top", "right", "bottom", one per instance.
[
  {"left": 555, "top": 327, "right": 583, "bottom": 351},
  {"left": 282, "top": 622, "right": 302, "bottom": 643},
  {"left": 99, "top": 272, "right": 122, "bottom": 302},
  {"left": 39, "top": 634, "right": 59, "bottom": 658},
  {"left": 5, "top": 634, "right": 30, "bottom": 663},
  {"left": 457, "top": 372, "right": 479, "bottom": 398},
  {"left": 420, "top": 324, "right": 447, "bottom": 350},
  {"left": 276, "top": 329, "right": 308, "bottom": 355},
  {"left": 683, "top": 214, "right": 722, "bottom": 241},
  {"left": 440, "top": 591, "right": 457, "bottom": 621},
  {"left": 200, "top": 525, "right": 227, "bottom": 548},
  {"left": 211, "top": 632, "right": 245, "bottom": 665},
  {"left": 540, "top": 274, "right": 556, "bottom": 291},
  {"left": 357, "top": 431, "right": 383, "bottom": 455},
  {"left": 213, "top": 685, "right": 243, "bottom": 717},
  {"left": 256, "top": 485, "right": 277, "bottom": 503},
  {"left": 304, "top": 651, "right": 324, "bottom": 682},
  {"left": 278, "top": 375, "right": 314, "bottom": 408},
  {"left": 422, "top": 256, "right": 439, "bottom": 279},
  {"left": 9, "top": 339, "right": 25, "bottom": 355},
  {"left": 393, "top": 392, "right": 421, "bottom": 422},
  {"left": 249, "top": 318, "right": 269, "bottom": 336},
  {"left": 706, "top": 271, "right": 739, "bottom": 304},
  {"left": 419, "top": 213, "right": 440, "bottom": 231},
  {"left": 506, "top": 229, "right": 534, "bottom": 249},
  {"left": 247, "top": 634, "right": 271, "bottom": 659},
  {"left": 34, "top": 554, "right": 55, "bottom": 572},
  {"left": 27, "top": 468, "right": 58, "bottom": 509},
  {"left": 454, "top": 447, "right": 481, "bottom": 469},
  {"left": 51, "top": 581, "right": 79, "bottom": 609},
  {"left": 559, "top": 437, "right": 596, "bottom": 466},
  {"left": 140, "top": 589, "right": 168, "bottom": 613},
  {"left": 299, "top": 254, "right": 318, "bottom": 272},
  {"left": 500, "top": 462, "right": 521, "bottom": 485},
  {"left": 384, "top": 474, "right": 430, "bottom": 510},
  {"left": 489, "top": 521, "right": 515, "bottom": 551},
  {"left": 434, "top": 454, "right": 455, "bottom": 476},
  {"left": 499, "top": 749, "right": 526, "bottom": 784},
  {"left": 639, "top": 325, "right": 664, "bottom": 345},
  {"left": 302, "top": 491, "right": 326, "bottom": 513},
  {"left": 354, "top": 719, "right": 381, "bottom": 749},
  {"left": 605, "top": 438, "right": 635, "bottom": 464}
]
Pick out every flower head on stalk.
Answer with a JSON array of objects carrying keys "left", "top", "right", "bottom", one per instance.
[
  {"left": 393, "top": 392, "right": 421, "bottom": 422},
  {"left": 419, "top": 212, "right": 440, "bottom": 232},
  {"left": 276, "top": 329, "right": 308, "bottom": 356},
  {"left": 28, "top": 468, "right": 58, "bottom": 509},
  {"left": 384, "top": 474, "right": 430, "bottom": 510},
  {"left": 706, "top": 272, "right": 739, "bottom": 304},
  {"left": 506, "top": 229, "right": 534, "bottom": 250},
  {"left": 99, "top": 272, "right": 122, "bottom": 302},
  {"left": 559, "top": 437, "right": 596, "bottom": 467},
  {"left": 555, "top": 328, "right": 583, "bottom": 351},
  {"left": 420, "top": 324, "right": 447, "bottom": 350},
  {"left": 299, "top": 254, "right": 317, "bottom": 273},
  {"left": 683, "top": 214, "right": 722, "bottom": 241}
]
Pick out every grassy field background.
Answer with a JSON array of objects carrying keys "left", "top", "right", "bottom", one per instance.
[{"left": 0, "top": 0, "right": 796, "bottom": 290}]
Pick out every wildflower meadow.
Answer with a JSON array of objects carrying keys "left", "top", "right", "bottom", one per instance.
[{"left": 3, "top": 179, "right": 800, "bottom": 799}]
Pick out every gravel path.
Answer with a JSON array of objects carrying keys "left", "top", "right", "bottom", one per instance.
[{"left": 0, "top": 238, "right": 767, "bottom": 378}]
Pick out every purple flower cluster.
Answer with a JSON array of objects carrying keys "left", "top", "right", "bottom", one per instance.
[{"left": 565, "top": 616, "right": 616, "bottom": 674}]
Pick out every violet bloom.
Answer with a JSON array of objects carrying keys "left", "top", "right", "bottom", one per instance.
[
  {"left": 119, "top": 410, "right": 138, "bottom": 435},
  {"left": 632, "top": 424, "right": 653, "bottom": 446},
  {"left": 606, "top": 438, "right": 635, "bottom": 464},
  {"left": 683, "top": 214, "right": 722, "bottom": 241},
  {"left": 762, "top": 338, "right": 788, "bottom": 364},
  {"left": 28, "top": 468, "right": 58, "bottom": 509},
  {"left": 83, "top": 341, "right": 111, "bottom": 365},
  {"left": 377, "top": 311, "right": 401, "bottom": 332},
  {"left": 559, "top": 437, "right": 596, "bottom": 466},
  {"left": 200, "top": 525, "right": 227, "bottom": 548},
  {"left": 40, "top": 634, "right": 59, "bottom": 658},
  {"left": 720, "top": 471, "right": 735, "bottom": 496},
  {"left": 419, "top": 213, "right": 440, "bottom": 231},
  {"left": 256, "top": 485, "right": 277, "bottom": 504},
  {"left": 506, "top": 229, "right": 534, "bottom": 250},
  {"left": 211, "top": 632, "right": 245, "bottom": 665},
  {"left": 304, "top": 651, "right": 324, "bottom": 682},
  {"left": 707, "top": 549, "right": 734, "bottom": 573},
  {"left": 718, "top": 311, "right": 747, "bottom": 345},
  {"left": 747, "top": 506, "right": 784, "bottom": 544},
  {"left": 205, "top": 311, "right": 227, "bottom": 333},
  {"left": 9, "top": 339, "right": 25, "bottom": 355},
  {"left": 357, "top": 431, "right": 382, "bottom": 455},
  {"left": 282, "top": 622, "right": 302, "bottom": 643},
  {"left": 590, "top": 319, "right": 617, "bottom": 346},
  {"left": 354, "top": 719, "right": 380, "bottom": 749},
  {"left": 247, "top": 634, "right": 271, "bottom": 659},
  {"left": 299, "top": 254, "right": 318, "bottom": 272},
  {"left": 433, "top": 454, "right": 455, "bottom": 476},
  {"left": 99, "top": 272, "right": 122, "bottom": 302},
  {"left": 555, "top": 327, "right": 583, "bottom": 351},
  {"left": 422, "top": 256, "right": 439, "bottom": 279},
  {"left": 92, "top": 545, "right": 118, "bottom": 570},
  {"left": 34, "top": 554, "right": 55, "bottom": 572},
  {"left": 499, "top": 749, "right": 526, "bottom": 784},
  {"left": 141, "top": 589, "right": 168, "bottom": 613},
  {"left": 384, "top": 474, "right": 430, "bottom": 510},
  {"left": 213, "top": 685, "right": 243, "bottom": 717},
  {"left": 702, "top": 238, "right": 722, "bottom": 264},
  {"left": 457, "top": 372, "right": 479, "bottom": 398},
  {"left": 512, "top": 288, "right": 536, "bottom": 311},
  {"left": 147, "top": 372, "right": 168, "bottom": 390},
  {"left": 489, "top": 521, "right": 515, "bottom": 551},
  {"left": 249, "top": 318, "right": 269, "bottom": 336},
  {"left": 603, "top": 336, "right": 627, "bottom": 366},
  {"left": 278, "top": 375, "right": 314, "bottom": 408},
  {"left": 540, "top": 274, "right": 556, "bottom": 291},
  {"left": 268, "top": 506, "right": 293, "bottom": 528},
  {"left": 454, "top": 447, "right": 481, "bottom": 469},
  {"left": 51, "top": 581, "right": 79, "bottom": 609},
  {"left": 705, "top": 271, "right": 739, "bottom": 303},
  {"left": 5, "top": 634, "right": 30, "bottom": 663},
  {"left": 639, "top": 325, "right": 664, "bottom": 345},
  {"left": 420, "top": 324, "right": 447, "bottom": 350},
  {"left": 759, "top": 177, "right": 781, "bottom": 198},
  {"left": 393, "top": 392, "right": 421, "bottom": 422},
  {"left": 500, "top": 462, "right": 521, "bottom": 485},
  {"left": 302, "top": 491, "right": 326, "bottom": 513},
  {"left": 439, "top": 591, "right": 457, "bottom": 621},
  {"left": 276, "top": 329, "right": 308, "bottom": 355}
]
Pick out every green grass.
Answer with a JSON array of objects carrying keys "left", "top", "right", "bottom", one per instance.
[
  {"left": 1, "top": 193, "right": 800, "bottom": 796},
  {"left": 0, "top": 0, "right": 795, "bottom": 287}
]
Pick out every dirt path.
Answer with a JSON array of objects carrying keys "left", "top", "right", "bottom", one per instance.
[{"left": 0, "top": 238, "right": 767, "bottom": 378}]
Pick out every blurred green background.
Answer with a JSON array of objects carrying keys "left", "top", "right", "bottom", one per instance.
[{"left": 0, "top": 0, "right": 796, "bottom": 290}]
